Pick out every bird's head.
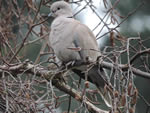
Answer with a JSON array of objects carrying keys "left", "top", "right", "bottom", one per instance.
[{"left": 49, "top": 1, "right": 73, "bottom": 18}]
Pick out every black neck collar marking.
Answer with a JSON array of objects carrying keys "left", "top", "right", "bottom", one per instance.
[{"left": 67, "top": 16, "right": 73, "bottom": 18}]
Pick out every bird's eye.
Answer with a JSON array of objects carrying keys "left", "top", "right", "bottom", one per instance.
[{"left": 57, "top": 7, "right": 60, "bottom": 10}]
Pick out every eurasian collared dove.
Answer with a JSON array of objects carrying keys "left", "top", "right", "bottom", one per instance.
[{"left": 49, "top": 1, "right": 111, "bottom": 107}]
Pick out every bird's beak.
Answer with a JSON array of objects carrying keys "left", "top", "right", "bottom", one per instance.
[{"left": 48, "top": 12, "right": 52, "bottom": 17}]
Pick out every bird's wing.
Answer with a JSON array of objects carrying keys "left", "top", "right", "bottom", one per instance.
[{"left": 71, "top": 20, "right": 100, "bottom": 61}]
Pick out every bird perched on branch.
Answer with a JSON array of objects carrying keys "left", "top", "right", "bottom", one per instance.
[{"left": 48, "top": 1, "right": 111, "bottom": 107}]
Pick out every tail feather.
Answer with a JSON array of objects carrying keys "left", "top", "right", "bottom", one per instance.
[{"left": 72, "top": 64, "right": 112, "bottom": 107}]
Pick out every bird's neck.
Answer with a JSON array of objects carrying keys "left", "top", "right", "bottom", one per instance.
[{"left": 57, "top": 12, "right": 73, "bottom": 18}]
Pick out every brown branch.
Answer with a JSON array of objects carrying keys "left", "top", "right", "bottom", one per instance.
[
  {"left": 101, "top": 61, "right": 150, "bottom": 79},
  {"left": 8, "top": 17, "right": 49, "bottom": 63},
  {"left": 130, "top": 48, "right": 150, "bottom": 64},
  {"left": 0, "top": 59, "right": 150, "bottom": 112},
  {"left": 8, "top": 26, "right": 33, "bottom": 63},
  {"left": 0, "top": 32, "right": 21, "bottom": 63},
  {"left": 0, "top": 60, "right": 109, "bottom": 113},
  {"left": 96, "top": 0, "right": 145, "bottom": 40},
  {"left": 33, "top": 0, "right": 43, "bottom": 23},
  {"left": 54, "top": 81, "right": 108, "bottom": 113},
  {"left": 1, "top": 59, "right": 150, "bottom": 81}
]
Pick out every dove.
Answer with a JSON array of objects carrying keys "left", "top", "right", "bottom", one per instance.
[{"left": 49, "top": 1, "right": 111, "bottom": 107}]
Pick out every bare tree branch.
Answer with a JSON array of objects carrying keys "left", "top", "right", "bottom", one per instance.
[{"left": 0, "top": 60, "right": 110, "bottom": 113}]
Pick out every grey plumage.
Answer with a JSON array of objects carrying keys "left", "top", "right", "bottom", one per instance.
[{"left": 49, "top": 1, "right": 111, "bottom": 107}]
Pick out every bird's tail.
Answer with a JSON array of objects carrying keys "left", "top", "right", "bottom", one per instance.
[
  {"left": 97, "top": 85, "right": 112, "bottom": 108},
  {"left": 73, "top": 64, "right": 112, "bottom": 107}
]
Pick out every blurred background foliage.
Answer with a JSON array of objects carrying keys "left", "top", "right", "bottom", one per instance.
[
  {"left": 113, "top": 0, "right": 150, "bottom": 113},
  {"left": 0, "top": 0, "right": 150, "bottom": 112}
]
